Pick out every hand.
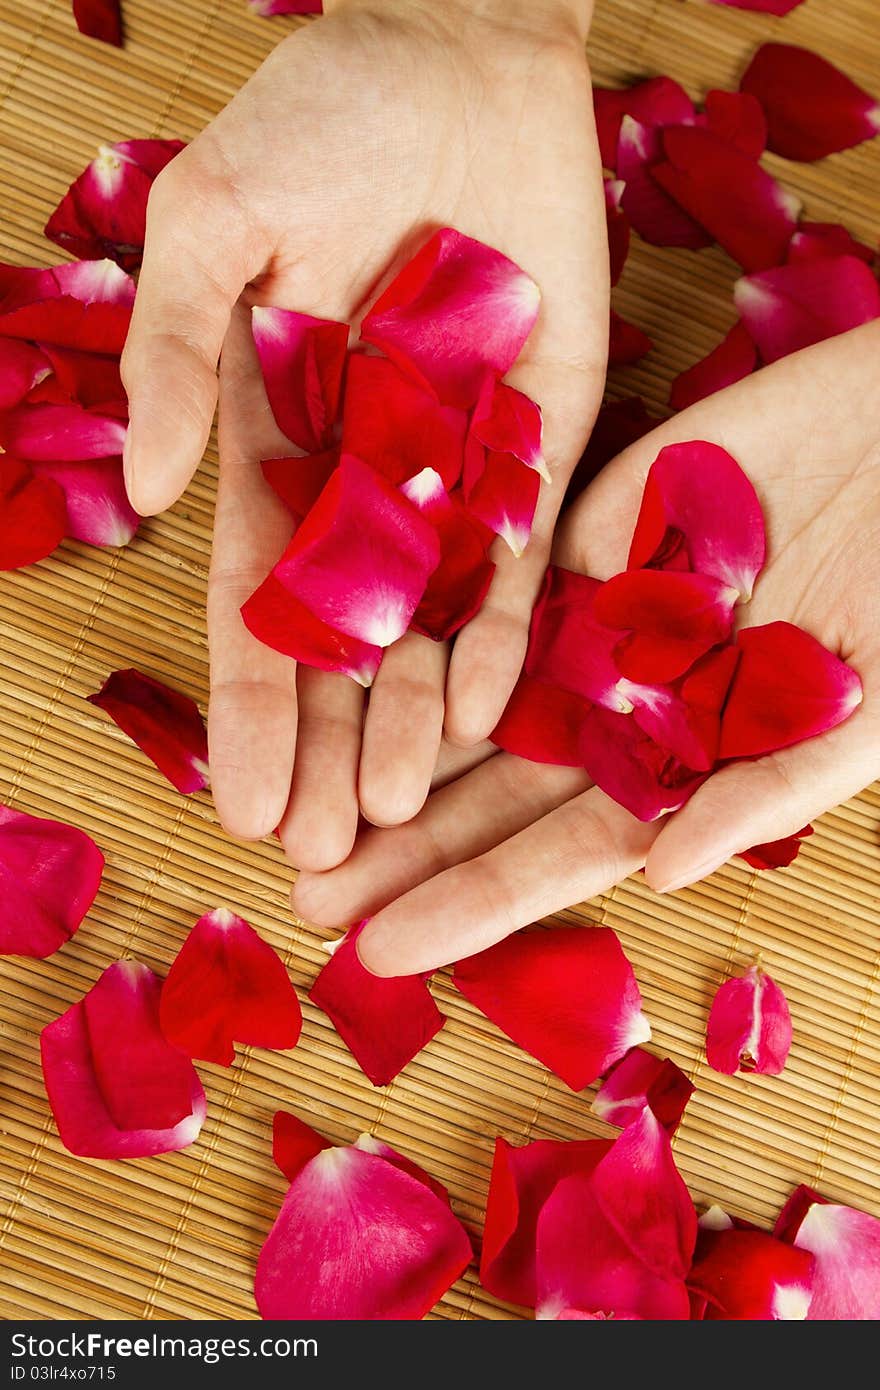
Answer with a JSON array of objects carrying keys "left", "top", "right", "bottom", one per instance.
[
  {"left": 120, "top": 0, "right": 608, "bottom": 868},
  {"left": 290, "top": 322, "right": 880, "bottom": 973}
]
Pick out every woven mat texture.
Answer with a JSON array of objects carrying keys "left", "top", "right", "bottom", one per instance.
[{"left": 0, "top": 0, "right": 878, "bottom": 1321}]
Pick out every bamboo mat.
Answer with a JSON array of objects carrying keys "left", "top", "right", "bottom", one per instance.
[{"left": 0, "top": 0, "right": 878, "bottom": 1322}]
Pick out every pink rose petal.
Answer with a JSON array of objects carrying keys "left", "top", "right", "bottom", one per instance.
[
  {"left": 708, "top": 0, "right": 804, "bottom": 12},
  {"left": 241, "top": 573, "right": 383, "bottom": 686},
  {"left": 522, "top": 567, "right": 630, "bottom": 713},
  {"left": 251, "top": 0, "right": 322, "bottom": 13},
  {"left": 341, "top": 354, "right": 467, "bottom": 490},
  {"left": 0, "top": 455, "right": 67, "bottom": 570},
  {"left": 251, "top": 305, "right": 349, "bottom": 453},
  {"left": 28, "top": 457, "right": 138, "bottom": 547},
  {"left": 470, "top": 377, "right": 546, "bottom": 480},
  {"left": 670, "top": 322, "right": 758, "bottom": 412},
  {"left": 774, "top": 1186, "right": 880, "bottom": 1320},
  {"left": 87, "top": 668, "right": 209, "bottom": 794},
  {"left": 401, "top": 468, "right": 495, "bottom": 642},
  {"left": 464, "top": 449, "right": 540, "bottom": 557},
  {"left": 0, "top": 805, "right": 104, "bottom": 958},
  {"left": 741, "top": 43, "right": 880, "bottom": 162},
  {"left": 786, "top": 222, "right": 875, "bottom": 267},
  {"left": 0, "top": 402, "right": 126, "bottom": 461},
  {"left": 0, "top": 339, "right": 50, "bottom": 409},
  {"left": 706, "top": 964, "right": 792, "bottom": 1076},
  {"left": 733, "top": 256, "right": 880, "bottom": 364},
  {"left": 591, "top": 1047, "right": 694, "bottom": 1134}
]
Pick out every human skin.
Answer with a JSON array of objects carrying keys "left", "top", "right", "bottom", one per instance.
[
  {"left": 289, "top": 323, "right": 880, "bottom": 974},
  {"left": 120, "top": 0, "right": 607, "bottom": 871}
]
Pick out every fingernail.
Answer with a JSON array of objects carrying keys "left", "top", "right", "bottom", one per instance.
[{"left": 649, "top": 854, "right": 728, "bottom": 895}]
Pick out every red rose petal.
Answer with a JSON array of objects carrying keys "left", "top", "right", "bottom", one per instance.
[
  {"left": 361, "top": 227, "right": 540, "bottom": 409},
  {"left": 604, "top": 179, "right": 631, "bottom": 286},
  {"left": 87, "top": 668, "right": 210, "bottom": 794},
  {"left": 708, "top": 0, "right": 803, "bottom": 12},
  {"left": 470, "top": 377, "right": 546, "bottom": 480},
  {"left": 464, "top": 449, "right": 540, "bottom": 557},
  {"left": 609, "top": 308, "right": 653, "bottom": 365},
  {"left": 241, "top": 572, "right": 383, "bottom": 686},
  {"left": 733, "top": 256, "right": 880, "bottom": 364},
  {"left": 0, "top": 805, "right": 104, "bottom": 958},
  {"left": 72, "top": 0, "right": 123, "bottom": 45},
  {"left": 565, "top": 396, "right": 657, "bottom": 505},
  {"left": 481, "top": 1135, "right": 610, "bottom": 1307},
  {"left": 272, "top": 1111, "right": 332, "bottom": 1183},
  {"left": 719, "top": 621, "right": 862, "bottom": 759},
  {"left": 0, "top": 402, "right": 126, "bottom": 461},
  {"left": 617, "top": 117, "right": 711, "bottom": 250},
  {"left": 0, "top": 339, "right": 50, "bottom": 409},
  {"left": 454, "top": 925, "right": 650, "bottom": 1092},
  {"left": 38, "top": 345, "right": 126, "bottom": 413},
  {"left": 595, "top": 569, "right": 738, "bottom": 684},
  {"left": 622, "top": 645, "right": 739, "bottom": 772},
  {"left": 309, "top": 921, "right": 444, "bottom": 1087},
  {"left": 256, "top": 1140, "right": 470, "bottom": 1319},
  {"left": 703, "top": 90, "right": 767, "bottom": 160},
  {"left": 0, "top": 456, "right": 67, "bottom": 570},
  {"left": 593, "top": 76, "right": 696, "bottom": 170},
  {"left": 260, "top": 448, "right": 338, "bottom": 523},
  {"left": 787, "top": 222, "right": 875, "bottom": 267},
  {"left": 579, "top": 705, "right": 707, "bottom": 822},
  {"left": 522, "top": 567, "right": 630, "bottom": 713},
  {"left": 28, "top": 457, "right": 138, "bottom": 548},
  {"left": 739, "top": 824, "right": 813, "bottom": 871},
  {"left": 591, "top": 1047, "right": 694, "bottom": 1134},
  {"left": 352, "top": 1133, "right": 452, "bottom": 1205},
  {"left": 670, "top": 322, "right": 757, "bottom": 412},
  {"left": 652, "top": 126, "right": 801, "bottom": 272},
  {"left": 41, "top": 964, "right": 206, "bottom": 1160},
  {"left": 491, "top": 673, "right": 589, "bottom": 768},
  {"left": 628, "top": 441, "right": 766, "bottom": 600},
  {"left": 341, "top": 355, "right": 467, "bottom": 490},
  {"left": 741, "top": 43, "right": 880, "bottom": 162},
  {"left": 159, "top": 908, "right": 302, "bottom": 1066},
  {"left": 251, "top": 305, "right": 349, "bottom": 453},
  {"left": 706, "top": 964, "right": 792, "bottom": 1076},
  {"left": 774, "top": 1186, "right": 880, "bottom": 1319},
  {"left": 689, "top": 1227, "right": 814, "bottom": 1320},
  {"left": 401, "top": 469, "right": 495, "bottom": 642},
  {"left": 251, "top": 0, "right": 322, "bottom": 13}
]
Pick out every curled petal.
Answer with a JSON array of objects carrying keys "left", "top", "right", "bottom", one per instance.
[
  {"left": 670, "top": 322, "right": 757, "bottom": 412},
  {"left": 0, "top": 456, "right": 67, "bottom": 570},
  {"left": 360, "top": 227, "right": 540, "bottom": 409},
  {"left": 706, "top": 964, "right": 792, "bottom": 1076},
  {"left": 604, "top": 179, "right": 631, "bottom": 286},
  {"left": 580, "top": 705, "right": 707, "bottom": 822},
  {"left": 41, "top": 961, "right": 206, "bottom": 1159},
  {"left": 401, "top": 469, "right": 495, "bottom": 642},
  {"left": 593, "top": 76, "right": 696, "bottom": 170},
  {"left": 740, "top": 824, "right": 813, "bottom": 871},
  {"left": 88, "top": 668, "right": 209, "bottom": 794},
  {"left": 252, "top": 305, "right": 349, "bottom": 452},
  {"left": 609, "top": 308, "right": 653, "bottom": 365},
  {"left": 39, "top": 346, "right": 126, "bottom": 412},
  {"left": 260, "top": 448, "right": 338, "bottom": 523},
  {"left": 491, "top": 674, "right": 589, "bottom": 768},
  {"left": 309, "top": 921, "right": 444, "bottom": 1087},
  {"left": 342, "top": 355, "right": 467, "bottom": 490},
  {"left": 787, "top": 223, "right": 875, "bottom": 267},
  {"left": 0, "top": 402, "right": 126, "bottom": 461},
  {"left": 453, "top": 925, "right": 651, "bottom": 1092},
  {"left": 628, "top": 441, "right": 766, "bottom": 600},
  {"left": 241, "top": 573, "right": 382, "bottom": 686},
  {"left": 775, "top": 1186, "right": 880, "bottom": 1320},
  {"left": 159, "top": 908, "right": 302, "bottom": 1066},
  {"left": 689, "top": 1227, "right": 814, "bottom": 1319},
  {"left": 622, "top": 645, "right": 740, "bottom": 771},
  {"left": 733, "top": 257, "right": 880, "bottom": 364},
  {"left": 0, "top": 805, "right": 104, "bottom": 958},
  {"left": 703, "top": 90, "right": 767, "bottom": 159},
  {"left": 652, "top": 126, "right": 801, "bottom": 272},
  {"left": 273, "top": 1111, "right": 332, "bottom": 1183},
  {"left": 72, "top": 0, "right": 122, "bottom": 45},
  {"left": 565, "top": 397, "right": 656, "bottom": 506},
  {"left": 617, "top": 117, "right": 711, "bottom": 250},
  {"left": 464, "top": 450, "right": 539, "bottom": 557},
  {"left": 719, "top": 621, "right": 863, "bottom": 759},
  {"left": 741, "top": 43, "right": 880, "bottom": 162},
  {"left": 470, "top": 377, "right": 546, "bottom": 479},
  {"left": 29, "top": 457, "right": 138, "bottom": 547},
  {"left": 255, "top": 1143, "right": 471, "bottom": 1319},
  {"left": 595, "top": 570, "right": 738, "bottom": 684},
  {"left": 592, "top": 1048, "right": 694, "bottom": 1134}
]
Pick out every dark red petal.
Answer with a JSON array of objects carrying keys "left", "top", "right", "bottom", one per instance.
[
  {"left": 523, "top": 566, "right": 630, "bottom": 712},
  {"left": 0, "top": 805, "right": 104, "bottom": 958},
  {"left": 605, "top": 179, "right": 631, "bottom": 286},
  {"left": 87, "top": 667, "right": 209, "bottom": 794},
  {"left": 159, "top": 908, "right": 302, "bottom": 1066},
  {"left": 703, "top": 90, "right": 767, "bottom": 159},
  {"left": 255, "top": 1144, "right": 471, "bottom": 1319},
  {"left": 341, "top": 355, "right": 467, "bottom": 490},
  {"left": 734, "top": 256, "right": 880, "bottom": 364},
  {"left": 464, "top": 449, "right": 540, "bottom": 557},
  {"left": 740, "top": 824, "right": 813, "bottom": 871},
  {"left": 670, "top": 322, "right": 757, "bottom": 412},
  {"left": 741, "top": 43, "right": 880, "bottom": 162},
  {"left": 241, "top": 572, "right": 383, "bottom": 686},
  {"left": 481, "top": 1135, "right": 610, "bottom": 1307},
  {"left": 689, "top": 1228, "right": 814, "bottom": 1319},
  {"left": 579, "top": 705, "right": 707, "bottom": 822},
  {"left": 0, "top": 339, "right": 50, "bottom": 409},
  {"left": 617, "top": 117, "right": 712, "bottom": 250},
  {"left": 787, "top": 223, "right": 875, "bottom": 267},
  {"left": 592, "top": 1047, "right": 694, "bottom": 1134},
  {"left": 593, "top": 76, "right": 696, "bottom": 170},
  {"left": 0, "top": 291, "right": 131, "bottom": 355},
  {"left": 272, "top": 1111, "right": 332, "bottom": 1184},
  {"left": 609, "top": 308, "right": 653, "bottom": 365},
  {"left": 628, "top": 441, "right": 766, "bottom": 600},
  {"left": 251, "top": 306, "right": 349, "bottom": 452},
  {"left": 595, "top": 570, "right": 738, "bottom": 684},
  {"left": 38, "top": 345, "right": 126, "bottom": 412},
  {"left": 401, "top": 470, "right": 495, "bottom": 642},
  {"left": 309, "top": 921, "right": 444, "bottom": 1087},
  {"left": 0, "top": 456, "right": 67, "bottom": 570},
  {"left": 72, "top": 0, "right": 123, "bottom": 45},
  {"left": 706, "top": 964, "right": 792, "bottom": 1076},
  {"left": 454, "top": 925, "right": 650, "bottom": 1092},
  {"left": 491, "top": 673, "right": 590, "bottom": 767},
  {"left": 719, "top": 621, "right": 863, "bottom": 759},
  {"left": 260, "top": 449, "right": 338, "bottom": 523},
  {"left": 564, "top": 397, "right": 656, "bottom": 506},
  {"left": 775, "top": 1188, "right": 880, "bottom": 1319},
  {"left": 652, "top": 126, "right": 800, "bottom": 272}
]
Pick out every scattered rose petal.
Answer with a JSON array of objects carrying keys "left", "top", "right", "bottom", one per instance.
[
  {"left": 0, "top": 456, "right": 67, "bottom": 570},
  {"left": 255, "top": 1136, "right": 470, "bottom": 1318},
  {"left": 0, "top": 402, "right": 126, "bottom": 461},
  {"left": 251, "top": 306, "right": 349, "bottom": 453},
  {"left": 579, "top": 705, "right": 707, "bottom": 822},
  {"left": 595, "top": 569, "right": 738, "bottom": 684},
  {"left": 28, "top": 457, "right": 138, "bottom": 547},
  {"left": 521, "top": 567, "right": 629, "bottom": 713},
  {"left": 719, "top": 621, "right": 863, "bottom": 758},
  {"left": 352, "top": 1132, "right": 452, "bottom": 1205},
  {"left": 309, "top": 921, "right": 444, "bottom": 1086},
  {"left": 361, "top": 227, "right": 540, "bottom": 409},
  {"left": 609, "top": 308, "right": 653, "bottom": 365},
  {"left": 733, "top": 256, "right": 880, "bottom": 364},
  {"left": 604, "top": 179, "right": 630, "bottom": 286},
  {"left": 708, "top": 0, "right": 803, "bottom": 12},
  {"left": 594, "top": 77, "right": 696, "bottom": 170},
  {"left": 670, "top": 322, "right": 757, "bottom": 412},
  {"left": 741, "top": 43, "right": 880, "bottom": 162},
  {"left": 41, "top": 961, "right": 206, "bottom": 1159},
  {"left": 87, "top": 668, "right": 209, "bottom": 794},
  {"left": 491, "top": 674, "right": 589, "bottom": 768},
  {"left": 774, "top": 1186, "right": 880, "bottom": 1319},
  {"left": 72, "top": 0, "right": 122, "bottom": 46},
  {"left": 565, "top": 396, "right": 656, "bottom": 505},
  {"left": 706, "top": 963, "right": 792, "bottom": 1076},
  {"left": 401, "top": 469, "right": 495, "bottom": 641},
  {"left": 786, "top": 222, "right": 875, "bottom": 267},
  {"left": 623, "top": 644, "right": 740, "bottom": 771},
  {"left": 703, "top": 90, "right": 767, "bottom": 160},
  {"left": 0, "top": 805, "right": 104, "bottom": 958},
  {"left": 260, "top": 448, "right": 338, "bottom": 523},
  {"left": 464, "top": 449, "right": 540, "bottom": 557},
  {"left": 689, "top": 1226, "right": 814, "bottom": 1319},
  {"left": 341, "top": 354, "right": 466, "bottom": 490},
  {"left": 0, "top": 258, "right": 132, "bottom": 355},
  {"left": 0, "top": 339, "right": 50, "bottom": 409},
  {"left": 592, "top": 1048, "right": 694, "bottom": 1134},
  {"left": 617, "top": 117, "right": 711, "bottom": 250},
  {"left": 272, "top": 1111, "right": 332, "bottom": 1183},
  {"left": 453, "top": 925, "right": 650, "bottom": 1092},
  {"left": 470, "top": 377, "right": 547, "bottom": 480},
  {"left": 159, "top": 908, "right": 302, "bottom": 1066},
  {"left": 251, "top": 0, "right": 322, "bottom": 12},
  {"left": 241, "top": 573, "right": 383, "bottom": 686},
  {"left": 740, "top": 824, "right": 813, "bottom": 871}
]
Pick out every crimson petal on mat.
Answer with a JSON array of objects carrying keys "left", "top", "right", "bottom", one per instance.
[
  {"left": 719, "top": 621, "right": 862, "bottom": 759},
  {"left": 260, "top": 448, "right": 338, "bottom": 523},
  {"left": 360, "top": 227, "right": 540, "bottom": 409},
  {"left": 251, "top": 305, "right": 348, "bottom": 453},
  {"left": 87, "top": 667, "right": 210, "bottom": 794},
  {"left": 740, "top": 43, "right": 880, "bottom": 162},
  {"left": 160, "top": 908, "right": 302, "bottom": 1066},
  {"left": 616, "top": 117, "right": 711, "bottom": 250},
  {"left": 593, "top": 76, "right": 696, "bottom": 170},
  {"left": 733, "top": 256, "right": 880, "bottom": 364},
  {"left": 272, "top": 1111, "right": 332, "bottom": 1184},
  {"left": 739, "top": 824, "right": 813, "bottom": 871},
  {"left": 251, "top": 0, "right": 322, "bottom": 12},
  {"left": 491, "top": 673, "right": 590, "bottom": 768},
  {"left": 0, "top": 805, "right": 104, "bottom": 958},
  {"left": 609, "top": 308, "right": 653, "bottom": 365},
  {"left": 255, "top": 1141, "right": 470, "bottom": 1318},
  {"left": 705, "top": 964, "right": 792, "bottom": 1076},
  {"left": 28, "top": 457, "right": 138, "bottom": 547},
  {"left": 352, "top": 1134, "right": 452, "bottom": 1205},
  {"left": 703, "top": 90, "right": 767, "bottom": 160},
  {"left": 591, "top": 1047, "right": 694, "bottom": 1134},
  {"left": 670, "top": 322, "right": 757, "bottom": 412},
  {"left": 595, "top": 569, "right": 738, "bottom": 684},
  {"left": 0, "top": 456, "right": 67, "bottom": 570},
  {"left": 453, "top": 925, "right": 650, "bottom": 1092},
  {"left": 309, "top": 921, "right": 444, "bottom": 1087},
  {"left": 786, "top": 223, "right": 875, "bottom": 267},
  {"left": 241, "top": 573, "right": 383, "bottom": 685},
  {"left": 707, "top": 0, "right": 804, "bottom": 12},
  {"left": 689, "top": 1226, "right": 814, "bottom": 1320},
  {"left": 401, "top": 468, "right": 495, "bottom": 642},
  {"left": 774, "top": 1185, "right": 880, "bottom": 1319},
  {"left": 0, "top": 339, "right": 50, "bottom": 409},
  {"left": 652, "top": 126, "right": 800, "bottom": 272},
  {"left": 72, "top": 0, "right": 123, "bottom": 46}
]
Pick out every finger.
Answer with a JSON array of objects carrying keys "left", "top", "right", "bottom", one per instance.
[
  {"left": 357, "top": 786, "right": 659, "bottom": 976},
  {"left": 431, "top": 737, "right": 497, "bottom": 791},
  {"left": 646, "top": 700, "right": 880, "bottom": 893},
  {"left": 121, "top": 152, "right": 267, "bottom": 515},
  {"left": 280, "top": 665, "right": 364, "bottom": 872},
  {"left": 292, "top": 751, "right": 589, "bottom": 928},
  {"left": 358, "top": 631, "right": 447, "bottom": 826},
  {"left": 208, "top": 305, "right": 298, "bottom": 840}
]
